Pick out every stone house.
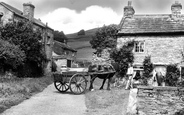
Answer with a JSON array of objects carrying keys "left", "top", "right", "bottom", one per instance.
[
  {"left": 117, "top": 1, "right": 184, "bottom": 77},
  {"left": 0, "top": 2, "right": 54, "bottom": 72},
  {"left": 52, "top": 41, "right": 77, "bottom": 68}
]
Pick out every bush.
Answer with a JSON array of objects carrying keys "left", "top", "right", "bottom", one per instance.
[
  {"left": 174, "top": 108, "right": 184, "bottom": 115},
  {"left": 17, "top": 61, "right": 44, "bottom": 78},
  {"left": 1, "top": 20, "right": 46, "bottom": 77},
  {"left": 0, "top": 39, "right": 25, "bottom": 71},
  {"left": 110, "top": 40, "right": 135, "bottom": 77},
  {"left": 142, "top": 56, "right": 153, "bottom": 85},
  {"left": 165, "top": 64, "right": 180, "bottom": 86}
]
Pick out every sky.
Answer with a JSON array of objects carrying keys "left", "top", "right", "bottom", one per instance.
[{"left": 2, "top": 0, "right": 184, "bottom": 34}]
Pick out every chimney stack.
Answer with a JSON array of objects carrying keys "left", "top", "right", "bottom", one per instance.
[
  {"left": 171, "top": 1, "right": 182, "bottom": 18},
  {"left": 23, "top": 2, "right": 35, "bottom": 21},
  {"left": 124, "top": 1, "right": 135, "bottom": 18}
]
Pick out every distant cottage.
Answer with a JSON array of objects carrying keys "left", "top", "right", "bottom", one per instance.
[
  {"left": 0, "top": 2, "right": 54, "bottom": 72},
  {"left": 52, "top": 41, "right": 77, "bottom": 68},
  {"left": 118, "top": 1, "right": 184, "bottom": 76}
]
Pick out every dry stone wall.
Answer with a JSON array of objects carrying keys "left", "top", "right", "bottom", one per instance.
[{"left": 137, "top": 86, "right": 184, "bottom": 115}]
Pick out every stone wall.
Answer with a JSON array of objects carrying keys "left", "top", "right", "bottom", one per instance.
[
  {"left": 137, "top": 86, "right": 184, "bottom": 115},
  {"left": 0, "top": 4, "right": 13, "bottom": 24},
  {"left": 117, "top": 36, "right": 184, "bottom": 65}
]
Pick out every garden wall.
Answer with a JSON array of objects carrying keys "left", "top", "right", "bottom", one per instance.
[{"left": 137, "top": 86, "right": 184, "bottom": 115}]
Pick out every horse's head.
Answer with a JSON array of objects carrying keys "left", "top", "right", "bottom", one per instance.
[{"left": 111, "top": 62, "right": 119, "bottom": 72}]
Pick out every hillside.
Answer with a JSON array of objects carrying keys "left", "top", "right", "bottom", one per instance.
[
  {"left": 66, "top": 28, "right": 98, "bottom": 61},
  {"left": 67, "top": 28, "right": 98, "bottom": 42}
]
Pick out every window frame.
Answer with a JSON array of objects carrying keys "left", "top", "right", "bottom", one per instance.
[{"left": 134, "top": 41, "right": 145, "bottom": 53}]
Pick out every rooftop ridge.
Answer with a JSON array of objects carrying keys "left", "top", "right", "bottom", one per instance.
[
  {"left": 0, "top": 2, "right": 23, "bottom": 15},
  {"left": 54, "top": 40, "right": 77, "bottom": 52},
  {"left": 134, "top": 14, "right": 170, "bottom": 16},
  {"left": 0, "top": 2, "right": 53, "bottom": 30}
]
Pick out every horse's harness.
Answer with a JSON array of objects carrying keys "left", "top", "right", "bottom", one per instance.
[{"left": 89, "top": 64, "right": 116, "bottom": 81}]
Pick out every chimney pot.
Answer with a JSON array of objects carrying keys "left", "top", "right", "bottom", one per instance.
[
  {"left": 23, "top": 2, "right": 35, "bottom": 21},
  {"left": 171, "top": 1, "right": 182, "bottom": 19},
  {"left": 124, "top": 1, "right": 135, "bottom": 18},
  {"left": 128, "top": 1, "right": 132, "bottom": 6}
]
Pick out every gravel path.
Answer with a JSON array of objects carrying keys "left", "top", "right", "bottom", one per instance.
[{"left": 1, "top": 84, "right": 87, "bottom": 115}]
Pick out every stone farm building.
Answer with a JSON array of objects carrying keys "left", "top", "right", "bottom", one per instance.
[
  {"left": 52, "top": 41, "right": 77, "bottom": 68},
  {"left": 117, "top": 1, "right": 184, "bottom": 76},
  {"left": 0, "top": 2, "right": 54, "bottom": 72}
]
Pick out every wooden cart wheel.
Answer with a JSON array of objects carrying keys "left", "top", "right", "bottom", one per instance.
[
  {"left": 54, "top": 81, "right": 69, "bottom": 92},
  {"left": 69, "top": 73, "right": 87, "bottom": 94}
]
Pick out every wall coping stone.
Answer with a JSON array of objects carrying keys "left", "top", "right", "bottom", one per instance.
[{"left": 137, "top": 85, "right": 184, "bottom": 91}]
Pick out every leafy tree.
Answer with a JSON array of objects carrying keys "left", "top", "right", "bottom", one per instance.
[
  {"left": 110, "top": 40, "right": 135, "bottom": 77},
  {"left": 0, "top": 39, "right": 26, "bottom": 71},
  {"left": 54, "top": 31, "right": 67, "bottom": 43},
  {"left": 142, "top": 56, "right": 154, "bottom": 85},
  {"left": 1, "top": 20, "right": 46, "bottom": 77},
  {"left": 90, "top": 24, "right": 118, "bottom": 55},
  {"left": 77, "top": 29, "right": 85, "bottom": 35}
]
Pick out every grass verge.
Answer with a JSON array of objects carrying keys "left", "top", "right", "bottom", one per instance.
[
  {"left": 85, "top": 78, "right": 130, "bottom": 115},
  {"left": 0, "top": 73, "right": 53, "bottom": 113}
]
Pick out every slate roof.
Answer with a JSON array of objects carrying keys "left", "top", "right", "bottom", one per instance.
[
  {"left": 0, "top": 2, "right": 52, "bottom": 30},
  {"left": 53, "top": 41, "right": 77, "bottom": 56},
  {"left": 0, "top": 2, "right": 23, "bottom": 16},
  {"left": 118, "top": 14, "right": 184, "bottom": 34}
]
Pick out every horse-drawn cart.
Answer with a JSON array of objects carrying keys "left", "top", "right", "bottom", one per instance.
[
  {"left": 53, "top": 64, "right": 116, "bottom": 95},
  {"left": 53, "top": 68, "right": 89, "bottom": 94}
]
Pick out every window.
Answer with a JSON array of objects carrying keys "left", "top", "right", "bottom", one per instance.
[
  {"left": 134, "top": 41, "right": 145, "bottom": 53},
  {"left": 181, "top": 67, "right": 184, "bottom": 79},
  {"left": 47, "top": 36, "right": 51, "bottom": 45}
]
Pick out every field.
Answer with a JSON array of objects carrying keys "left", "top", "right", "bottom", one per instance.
[{"left": 66, "top": 28, "right": 98, "bottom": 61}]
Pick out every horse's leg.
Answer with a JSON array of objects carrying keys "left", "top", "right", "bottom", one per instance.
[
  {"left": 107, "top": 78, "right": 111, "bottom": 90},
  {"left": 89, "top": 75, "right": 95, "bottom": 91},
  {"left": 99, "top": 78, "right": 106, "bottom": 90}
]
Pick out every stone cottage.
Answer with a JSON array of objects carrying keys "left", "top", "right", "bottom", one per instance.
[
  {"left": 117, "top": 1, "right": 184, "bottom": 76},
  {"left": 52, "top": 41, "right": 77, "bottom": 68},
  {"left": 0, "top": 2, "right": 54, "bottom": 72}
]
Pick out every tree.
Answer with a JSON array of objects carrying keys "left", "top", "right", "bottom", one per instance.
[
  {"left": 90, "top": 24, "right": 118, "bottom": 55},
  {"left": 54, "top": 31, "right": 67, "bottom": 43},
  {"left": 77, "top": 29, "right": 85, "bottom": 35},
  {"left": 1, "top": 20, "right": 46, "bottom": 77},
  {"left": 110, "top": 40, "right": 135, "bottom": 76},
  {"left": 0, "top": 39, "right": 26, "bottom": 71},
  {"left": 142, "top": 56, "right": 154, "bottom": 85}
]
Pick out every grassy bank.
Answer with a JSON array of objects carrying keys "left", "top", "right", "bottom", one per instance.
[
  {"left": 0, "top": 73, "right": 53, "bottom": 113},
  {"left": 85, "top": 78, "right": 130, "bottom": 115}
]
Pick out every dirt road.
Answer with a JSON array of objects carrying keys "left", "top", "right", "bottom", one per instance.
[{"left": 1, "top": 84, "right": 87, "bottom": 115}]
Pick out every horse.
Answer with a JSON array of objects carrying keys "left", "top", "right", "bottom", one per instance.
[
  {"left": 88, "top": 62, "right": 119, "bottom": 91},
  {"left": 155, "top": 72, "right": 165, "bottom": 86}
]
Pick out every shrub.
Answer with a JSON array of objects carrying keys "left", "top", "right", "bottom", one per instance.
[
  {"left": 110, "top": 40, "right": 135, "bottom": 77},
  {"left": 0, "top": 39, "right": 25, "bottom": 71},
  {"left": 174, "top": 108, "right": 184, "bottom": 115},
  {"left": 165, "top": 64, "right": 180, "bottom": 86},
  {"left": 1, "top": 20, "right": 46, "bottom": 77},
  {"left": 142, "top": 56, "right": 153, "bottom": 85}
]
